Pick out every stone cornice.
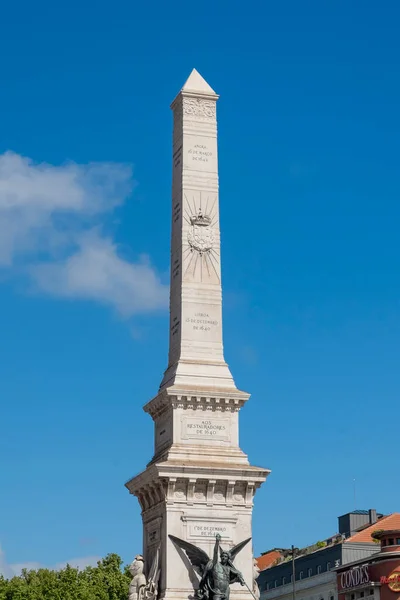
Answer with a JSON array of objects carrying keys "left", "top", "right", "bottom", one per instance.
[
  {"left": 155, "top": 462, "right": 270, "bottom": 483},
  {"left": 143, "top": 387, "right": 250, "bottom": 420},
  {"left": 125, "top": 461, "right": 269, "bottom": 513}
]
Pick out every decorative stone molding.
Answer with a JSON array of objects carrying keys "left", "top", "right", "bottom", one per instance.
[
  {"left": 182, "top": 97, "right": 216, "bottom": 120},
  {"left": 206, "top": 479, "right": 216, "bottom": 506},
  {"left": 214, "top": 481, "right": 227, "bottom": 502},
  {"left": 226, "top": 481, "right": 235, "bottom": 507},
  {"left": 166, "top": 478, "right": 177, "bottom": 505},
  {"left": 128, "top": 476, "right": 167, "bottom": 513},
  {"left": 187, "top": 479, "right": 196, "bottom": 505},
  {"left": 127, "top": 468, "right": 267, "bottom": 526},
  {"left": 194, "top": 480, "right": 207, "bottom": 501},
  {"left": 144, "top": 390, "right": 249, "bottom": 421},
  {"left": 245, "top": 482, "right": 255, "bottom": 506},
  {"left": 233, "top": 482, "right": 246, "bottom": 503},
  {"left": 174, "top": 479, "right": 187, "bottom": 501}
]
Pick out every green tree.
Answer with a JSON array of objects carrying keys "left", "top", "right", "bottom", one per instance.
[
  {"left": 0, "top": 575, "right": 8, "bottom": 600},
  {"left": 0, "top": 554, "right": 131, "bottom": 600}
]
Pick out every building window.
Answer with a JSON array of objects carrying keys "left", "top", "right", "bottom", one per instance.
[
  {"left": 327, "top": 562, "right": 331, "bottom": 571},
  {"left": 300, "top": 571, "right": 303, "bottom": 580},
  {"left": 282, "top": 578, "right": 286, "bottom": 585},
  {"left": 351, "top": 594, "right": 355, "bottom": 600},
  {"left": 317, "top": 566, "right": 322, "bottom": 574},
  {"left": 360, "top": 592, "right": 365, "bottom": 598},
  {"left": 396, "top": 538, "right": 400, "bottom": 545},
  {"left": 389, "top": 538, "right": 394, "bottom": 545},
  {"left": 369, "top": 590, "right": 374, "bottom": 596},
  {"left": 308, "top": 568, "right": 312, "bottom": 577},
  {"left": 330, "top": 596, "right": 334, "bottom": 600}
]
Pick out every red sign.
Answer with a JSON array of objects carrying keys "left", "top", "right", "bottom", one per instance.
[{"left": 381, "top": 572, "right": 400, "bottom": 592}]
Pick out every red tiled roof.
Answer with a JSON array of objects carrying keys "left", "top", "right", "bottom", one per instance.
[
  {"left": 256, "top": 550, "right": 282, "bottom": 571},
  {"left": 347, "top": 513, "right": 400, "bottom": 543}
]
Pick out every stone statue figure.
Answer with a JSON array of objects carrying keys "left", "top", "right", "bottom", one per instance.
[
  {"left": 169, "top": 533, "right": 250, "bottom": 600},
  {"left": 129, "top": 555, "right": 146, "bottom": 600},
  {"left": 128, "top": 548, "right": 160, "bottom": 600},
  {"left": 252, "top": 558, "right": 260, "bottom": 600}
]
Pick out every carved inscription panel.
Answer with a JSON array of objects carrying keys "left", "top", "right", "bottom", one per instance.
[
  {"left": 184, "top": 137, "right": 217, "bottom": 173},
  {"left": 182, "top": 304, "right": 222, "bottom": 343},
  {"left": 181, "top": 416, "right": 230, "bottom": 442},
  {"left": 182, "top": 515, "right": 237, "bottom": 543},
  {"left": 189, "top": 522, "right": 232, "bottom": 540},
  {"left": 185, "top": 311, "right": 219, "bottom": 334}
]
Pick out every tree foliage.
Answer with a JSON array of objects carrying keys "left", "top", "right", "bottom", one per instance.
[{"left": 0, "top": 554, "right": 130, "bottom": 600}]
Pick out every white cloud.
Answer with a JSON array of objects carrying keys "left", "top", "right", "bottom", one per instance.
[
  {"left": 0, "top": 545, "right": 13, "bottom": 579},
  {"left": 31, "top": 232, "right": 168, "bottom": 316},
  {"left": 0, "top": 544, "right": 100, "bottom": 578},
  {"left": 0, "top": 151, "right": 168, "bottom": 316}
]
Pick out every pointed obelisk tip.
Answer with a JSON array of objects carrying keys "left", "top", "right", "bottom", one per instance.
[{"left": 181, "top": 68, "right": 217, "bottom": 95}]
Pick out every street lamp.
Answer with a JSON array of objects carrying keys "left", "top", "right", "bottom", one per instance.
[
  {"left": 290, "top": 546, "right": 298, "bottom": 600},
  {"left": 276, "top": 546, "right": 299, "bottom": 600}
]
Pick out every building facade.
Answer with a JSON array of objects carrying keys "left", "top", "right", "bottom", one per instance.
[
  {"left": 337, "top": 527, "right": 400, "bottom": 600},
  {"left": 261, "top": 571, "right": 336, "bottom": 600},
  {"left": 258, "top": 511, "right": 400, "bottom": 600}
]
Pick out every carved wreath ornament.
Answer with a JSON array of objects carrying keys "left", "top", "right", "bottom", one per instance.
[{"left": 183, "top": 98, "right": 216, "bottom": 119}]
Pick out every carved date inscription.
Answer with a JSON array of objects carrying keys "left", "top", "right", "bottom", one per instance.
[
  {"left": 186, "top": 312, "right": 218, "bottom": 332},
  {"left": 188, "top": 144, "right": 213, "bottom": 164},
  {"left": 188, "top": 522, "right": 232, "bottom": 540},
  {"left": 182, "top": 417, "right": 230, "bottom": 441}
]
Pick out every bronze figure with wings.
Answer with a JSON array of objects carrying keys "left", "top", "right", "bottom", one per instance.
[{"left": 169, "top": 533, "right": 251, "bottom": 600}]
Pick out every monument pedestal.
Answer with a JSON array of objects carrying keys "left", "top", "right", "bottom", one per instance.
[
  {"left": 125, "top": 69, "right": 269, "bottom": 600},
  {"left": 126, "top": 459, "right": 267, "bottom": 600}
]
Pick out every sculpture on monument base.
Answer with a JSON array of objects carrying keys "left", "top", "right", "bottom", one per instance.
[
  {"left": 169, "top": 533, "right": 252, "bottom": 600},
  {"left": 252, "top": 558, "right": 260, "bottom": 600},
  {"left": 128, "top": 548, "right": 160, "bottom": 600}
]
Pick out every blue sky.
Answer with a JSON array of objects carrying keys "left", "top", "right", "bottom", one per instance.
[{"left": 1, "top": 0, "right": 399, "bottom": 576}]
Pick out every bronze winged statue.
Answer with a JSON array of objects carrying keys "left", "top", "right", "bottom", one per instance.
[{"left": 169, "top": 533, "right": 251, "bottom": 600}]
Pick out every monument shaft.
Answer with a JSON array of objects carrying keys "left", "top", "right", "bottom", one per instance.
[
  {"left": 161, "top": 71, "right": 234, "bottom": 391},
  {"left": 126, "top": 70, "right": 269, "bottom": 600}
]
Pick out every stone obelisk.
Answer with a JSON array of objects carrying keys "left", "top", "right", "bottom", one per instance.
[{"left": 126, "top": 70, "right": 269, "bottom": 600}]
